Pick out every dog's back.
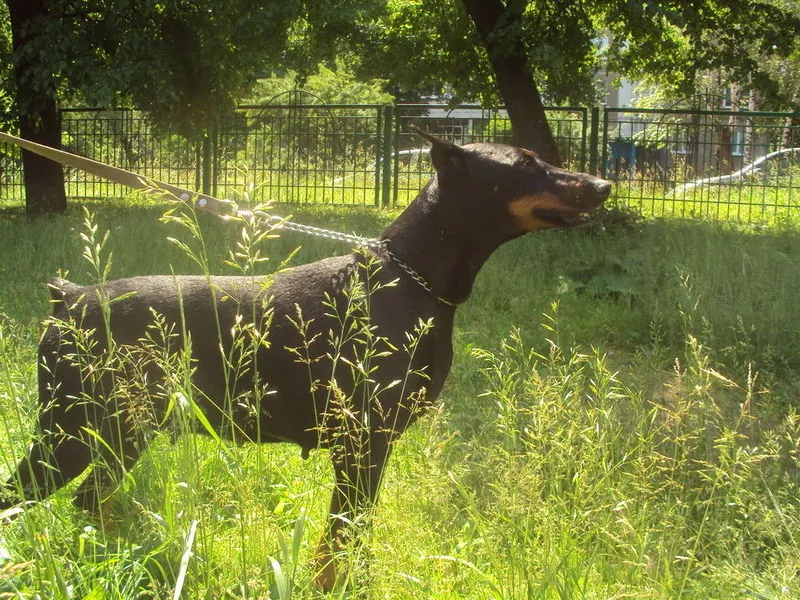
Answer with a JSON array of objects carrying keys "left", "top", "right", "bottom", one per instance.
[{"left": 3, "top": 134, "right": 610, "bottom": 591}]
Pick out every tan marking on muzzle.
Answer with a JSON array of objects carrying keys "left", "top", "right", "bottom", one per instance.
[{"left": 508, "top": 193, "right": 567, "bottom": 231}]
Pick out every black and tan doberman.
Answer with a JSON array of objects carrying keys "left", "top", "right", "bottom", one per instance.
[{"left": 1, "top": 132, "right": 610, "bottom": 589}]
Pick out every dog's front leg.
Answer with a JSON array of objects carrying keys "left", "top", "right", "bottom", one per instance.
[{"left": 313, "top": 433, "right": 391, "bottom": 592}]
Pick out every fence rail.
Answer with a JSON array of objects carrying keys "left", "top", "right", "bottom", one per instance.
[
  {"left": 1, "top": 103, "right": 798, "bottom": 223},
  {"left": 604, "top": 107, "right": 799, "bottom": 222}
]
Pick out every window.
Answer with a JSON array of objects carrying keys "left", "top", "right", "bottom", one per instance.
[
  {"left": 721, "top": 87, "right": 733, "bottom": 109},
  {"left": 732, "top": 129, "right": 744, "bottom": 156}
]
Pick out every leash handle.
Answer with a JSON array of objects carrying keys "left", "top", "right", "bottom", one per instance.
[{"left": 0, "top": 130, "right": 236, "bottom": 217}]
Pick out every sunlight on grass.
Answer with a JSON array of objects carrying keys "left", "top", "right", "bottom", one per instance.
[
  {"left": 613, "top": 178, "right": 800, "bottom": 225},
  {"left": 1, "top": 200, "right": 799, "bottom": 598}
]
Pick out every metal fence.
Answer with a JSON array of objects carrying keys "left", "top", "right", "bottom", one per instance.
[
  {"left": 604, "top": 107, "right": 800, "bottom": 223},
  {"left": 1, "top": 103, "right": 798, "bottom": 223}
]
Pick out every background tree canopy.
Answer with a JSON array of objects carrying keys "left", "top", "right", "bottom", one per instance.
[
  {"left": 1, "top": 0, "right": 799, "bottom": 213},
  {"left": 1, "top": 0, "right": 384, "bottom": 215},
  {"left": 358, "top": 0, "right": 800, "bottom": 112},
  {"left": 8, "top": 0, "right": 385, "bottom": 132},
  {"left": 345, "top": 0, "right": 799, "bottom": 163},
  {"left": 361, "top": 0, "right": 800, "bottom": 104}
]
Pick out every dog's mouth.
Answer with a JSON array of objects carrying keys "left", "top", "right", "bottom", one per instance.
[
  {"left": 513, "top": 181, "right": 611, "bottom": 231},
  {"left": 533, "top": 182, "right": 611, "bottom": 227},
  {"left": 532, "top": 201, "right": 603, "bottom": 227}
]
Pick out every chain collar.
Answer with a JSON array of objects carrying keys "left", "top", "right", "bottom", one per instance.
[
  {"left": 381, "top": 243, "right": 457, "bottom": 306},
  {"left": 241, "top": 209, "right": 456, "bottom": 307}
]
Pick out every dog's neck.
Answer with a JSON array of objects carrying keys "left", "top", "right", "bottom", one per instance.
[{"left": 379, "top": 182, "right": 499, "bottom": 306}]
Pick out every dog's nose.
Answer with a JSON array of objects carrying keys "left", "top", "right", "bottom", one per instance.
[{"left": 593, "top": 179, "right": 612, "bottom": 198}]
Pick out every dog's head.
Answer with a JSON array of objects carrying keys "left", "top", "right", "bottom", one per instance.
[{"left": 417, "top": 130, "right": 611, "bottom": 239}]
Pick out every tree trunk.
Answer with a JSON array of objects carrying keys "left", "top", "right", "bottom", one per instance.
[
  {"left": 743, "top": 79, "right": 759, "bottom": 165},
  {"left": 7, "top": 0, "right": 67, "bottom": 216},
  {"left": 718, "top": 82, "right": 740, "bottom": 174},
  {"left": 781, "top": 90, "right": 799, "bottom": 149},
  {"left": 460, "top": 0, "right": 562, "bottom": 166}
]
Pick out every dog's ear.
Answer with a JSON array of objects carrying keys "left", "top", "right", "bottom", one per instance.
[{"left": 415, "top": 128, "right": 467, "bottom": 176}]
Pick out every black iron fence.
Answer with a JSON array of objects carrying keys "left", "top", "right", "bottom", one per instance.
[
  {"left": 604, "top": 107, "right": 799, "bottom": 222},
  {"left": 1, "top": 104, "right": 798, "bottom": 223}
]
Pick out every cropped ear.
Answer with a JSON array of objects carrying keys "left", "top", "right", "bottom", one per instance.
[{"left": 415, "top": 128, "right": 468, "bottom": 176}]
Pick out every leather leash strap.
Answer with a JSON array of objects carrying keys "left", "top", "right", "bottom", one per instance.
[
  {"left": 0, "top": 130, "right": 236, "bottom": 217},
  {"left": 0, "top": 130, "right": 459, "bottom": 306}
]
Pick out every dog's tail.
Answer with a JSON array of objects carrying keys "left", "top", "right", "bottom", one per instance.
[{"left": 47, "top": 277, "right": 81, "bottom": 316}]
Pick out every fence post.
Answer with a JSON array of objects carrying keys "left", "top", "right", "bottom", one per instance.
[
  {"left": 380, "top": 104, "right": 394, "bottom": 207},
  {"left": 600, "top": 107, "right": 610, "bottom": 179},
  {"left": 588, "top": 107, "right": 599, "bottom": 175},
  {"left": 374, "top": 106, "right": 383, "bottom": 206},
  {"left": 201, "top": 129, "right": 213, "bottom": 197}
]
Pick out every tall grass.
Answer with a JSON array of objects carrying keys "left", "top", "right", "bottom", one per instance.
[
  {"left": 612, "top": 179, "right": 800, "bottom": 224},
  {"left": 378, "top": 323, "right": 800, "bottom": 599},
  {"left": 0, "top": 198, "right": 799, "bottom": 598}
]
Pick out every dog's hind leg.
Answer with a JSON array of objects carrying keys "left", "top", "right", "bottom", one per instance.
[
  {"left": 1, "top": 430, "right": 93, "bottom": 510},
  {"left": 1, "top": 347, "right": 100, "bottom": 510},
  {"left": 2, "top": 341, "right": 122, "bottom": 512},
  {"left": 70, "top": 436, "right": 145, "bottom": 513},
  {"left": 2, "top": 396, "right": 151, "bottom": 513},
  {"left": 68, "top": 396, "right": 154, "bottom": 514}
]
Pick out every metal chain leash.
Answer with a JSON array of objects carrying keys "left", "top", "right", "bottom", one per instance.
[
  {"left": 0, "top": 131, "right": 455, "bottom": 306},
  {"left": 242, "top": 209, "right": 383, "bottom": 250},
  {"left": 238, "top": 208, "right": 456, "bottom": 306}
]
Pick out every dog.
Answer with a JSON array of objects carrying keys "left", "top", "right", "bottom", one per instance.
[{"left": 1, "top": 132, "right": 610, "bottom": 590}]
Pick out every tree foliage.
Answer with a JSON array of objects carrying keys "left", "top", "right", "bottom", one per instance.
[
  {"left": 2, "top": 0, "right": 385, "bottom": 134},
  {"left": 10, "top": 1, "right": 298, "bottom": 133},
  {"left": 0, "top": 3, "right": 13, "bottom": 131},
  {"left": 603, "top": 0, "right": 800, "bottom": 106},
  {"left": 0, "top": 0, "right": 384, "bottom": 214},
  {"left": 359, "top": 0, "right": 800, "bottom": 109},
  {"left": 249, "top": 60, "right": 394, "bottom": 106},
  {"left": 359, "top": 0, "right": 599, "bottom": 107}
]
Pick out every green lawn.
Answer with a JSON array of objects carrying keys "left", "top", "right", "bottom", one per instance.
[{"left": 1, "top": 196, "right": 799, "bottom": 598}]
